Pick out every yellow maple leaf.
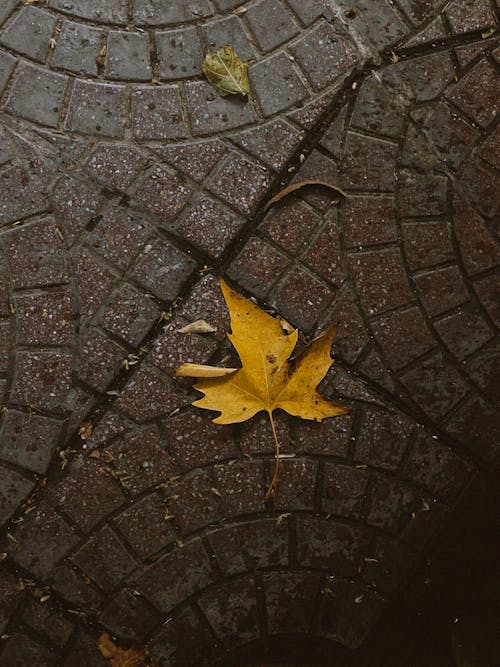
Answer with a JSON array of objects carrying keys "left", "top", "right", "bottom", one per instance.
[
  {"left": 176, "top": 280, "right": 347, "bottom": 498},
  {"left": 98, "top": 632, "right": 157, "bottom": 667}
]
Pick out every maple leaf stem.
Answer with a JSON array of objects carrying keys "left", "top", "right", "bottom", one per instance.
[{"left": 264, "top": 410, "right": 280, "bottom": 501}]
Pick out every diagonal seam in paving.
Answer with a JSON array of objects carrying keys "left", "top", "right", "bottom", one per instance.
[{"left": 0, "top": 0, "right": 498, "bottom": 662}]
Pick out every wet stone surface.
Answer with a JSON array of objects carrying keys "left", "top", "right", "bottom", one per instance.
[{"left": 0, "top": 0, "right": 498, "bottom": 664}]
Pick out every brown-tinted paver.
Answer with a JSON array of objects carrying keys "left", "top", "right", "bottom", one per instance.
[{"left": 0, "top": 0, "right": 498, "bottom": 664}]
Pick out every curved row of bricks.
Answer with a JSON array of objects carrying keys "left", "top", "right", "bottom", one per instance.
[{"left": 0, "top": 0, "right": 499, "bottom": 664}]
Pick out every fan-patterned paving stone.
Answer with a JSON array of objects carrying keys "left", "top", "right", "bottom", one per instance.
[
  {"left": 0, "top": 0, "right": 499, "bottom": 662},
  {"left": 315, "top": 577, "right": 385, "bottom": 647},
  {"left": 264, "top": 570, "right": 322, "bottom": 634},
  {"left": 208, "top": 518, "right": 289, "bottom": 574}
]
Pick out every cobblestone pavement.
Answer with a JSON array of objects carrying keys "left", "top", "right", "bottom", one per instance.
[{"left": 0, "top": 0, "right": 498, "bottom": 664}]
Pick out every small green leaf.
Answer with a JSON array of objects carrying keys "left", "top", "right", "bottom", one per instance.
[{"left": 202, "top": 46, "right": 250, "bottom": 97}]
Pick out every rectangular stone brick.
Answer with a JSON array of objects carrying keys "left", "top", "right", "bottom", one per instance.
[
  {"left": 113, "top": 493, "right": 175, "bottom": 559},
  {"left": 0, "top": 0, "right": 17, "bottom": 23},
  {"left": 0, "top": 7, "right": 56, "bottom": 62},
  {"left": 131, "top": 239, "right": 197, "bottom": 301},
  {"left": 131, "top": 85, "right": 185, "bottom": 140},
  {"left": 228, "top": 236, "right": 290, "bottom": 299},
  {"left": 198, "top": 576, "right": 259, "bottom": 646},
  {"left": 286, "top": 0, "right": 324, "bottom": 24},
  {"left": 21, "top": 599, "right": 73, "bottom": 647},
  {"left": 342, "top": 195, "right": 398, "bottom": 248},
  {"left": 74, "top": 251, "right": 116, "bottom": 321},
  {"left": 50, "top": 457, "right": 127, "bottom": 533},
  {"left": 148, "top": 606, "right": 218, "bottom": 667},
  {"left": 133, "top": 0, "right": 212, "bottom": 24},
  {"left": 49, "top": 0, "right": 128, "bottom": 22},
  {"left": 7, "top": 501, "right": 79, "bottom": 578},
  {"left": 348, "top": 247, "right": 413, "bottom": 316},
  {"left": 233, "top": 119, "right": 304, "bottom": 172},
  {"left": 173, "top": 196, "right": 245, "bottom": 258},
  {"left": 458, "top": 159, "right": 499, "bottom": 219},
  {"left": 302, "top": 215, "right": 346, "bottom": 285},
  {"left": 240, "top": 412, "right": 293, "bottom": 456},
  {"left": 162, "top": 408, "right": 238, "bottom": 471},
  {"left": 402, "top": 220, "right": 455, "bottom": 270},
  {"left": 187, "top": 80, "right": 256, "bottom": 135},
  {"left": 51, "top": 173, "right": 102, "bottom": 244},
  {"left": 371, "top": 305, "right": 436, "bottom": 371},
  {"left": 260, "top": 197, "right": 319, "bottom": 254},
  {"left": 400, "top": 350, "right": 470, "bottom": 419},
  {"left": 0, "top": 410, "right": 63, "bottom": 474},
  {"left": 90, "top": 207, "right": 151, "bottom": 270},
  {"left": 250, "top": 52, "right": 307, "bottom": 116},
  {"left": 86, "top": 144, "right": 150, "bottom": 191},
  {"left": 156, "top": 27, "right": 203, "bottom": 80},
  {"left": 48, "top": 564, "right": 104, "bottom": 612},
  {"left": 334, "top": 0, "right": 406, "bottom": 51},
  {"left": 294, "top": 413, "right": 352, "bottom": 457},
  {"left": 99, "top": 590, "right": 160, "bottom": 642},
  {"left": 4, "top": 63, "right": 67, "bottom": 127},
  {"left": 78, "top": 327, "right": 126, "bottom": 392},
  {"left": 116, "top": 365, "right": 190, "bottom": 422},
  {"left": 108, "top": 426, "right": 174, "bottom": 496},
  {"left": 102, "top": 284, "right": 160, "bottom": 347},
  {"left": 66, "top": 80, "right": 126, "bottom": 137},
  {"left": 135, "top": 541, "right": 213, "bottom": 613},
  {"left": 297, "top": 517, "right": 369, "bottom": 576},
  {"left": 207, "top": 518, "right": 288, "bottom": 575},
  {"left": 178, "top": 274, "right": 230, "bottom": 341},
  {"left": 209, "top": 152, "right": 272, "bottom": 215},
  {"left": 0, "top": 51, "right": 16, "bottom": 94},
  {"left": 420, "top": 101, "right": 480, "bottom": 169},
  {"left": 414, "top": 265, "right": 469, "bottom": 317},
  {"left": 14, "top": 290, "right": 73, "bottom": 346},
  {"left": 351, "top": 77, "right": 405, "bottom": 138},
  {"left": 383, "top": 52, "right": 455, "bottom": 103},
  {"left": 446, "top": 60, "right": 499, "bottom": 129},
  {"left": 106, "top": 30, "right": 152, "bottom": 81},
  {"left": 52, "top": 20, "right": 102, "bottom": 76},
  {"left": 132, "top": 165, "right": 192, "bottom": 220},
  {"left": 434, "top": 304, "right": 494, "bottom": 361},
  {"left": 290, "top": 22, "right": 359, "bottom": 91},
  {"left": 202, "top": 15, "right": 253, "bottom": 60},
  {"left": 214, "top": 460, "right": 266, "bottom": 517},
  {"left": 398, "top": 169, "right": 448, "bottom": 217},
  {"left": 72, "top": 525, "right": 137, "bottom": 592},
  {"left": 245, "top": 0, "right": 298, "bottom": 51},
  {"left": 322, "top": 463, "right": 369, "bottom": 518},
  {"left": 263, "top": 571, "right": 321, "bottom": 634},
  {"left": 272, "top": 266, "right": 334, "bottom": 331},
  {"left": 366, "top": 475, "right": 417, "bottom": 532},
  {"left": 10, "top": 351, "right": 73, "bottom": 414},
  {"left": 271, "top": 458, "right": 318, "bottom": 511},
  {"left": 151, "top": 315, "right": 217, "bottom": 377},
  {"left": 155, "top": 139, "right": 227, "bottom": 182},
  {"left": 343, "top": 132, "right": 398, "bottom": 190},
  {"left": 0, "top": 465, "right": 35, "bottom": 528},
  {"left": 166, "top": 470, "right": 222, "bottom": 535},
  {"left": 355, "top": 408, "right": 413, "bottom": 470}
]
